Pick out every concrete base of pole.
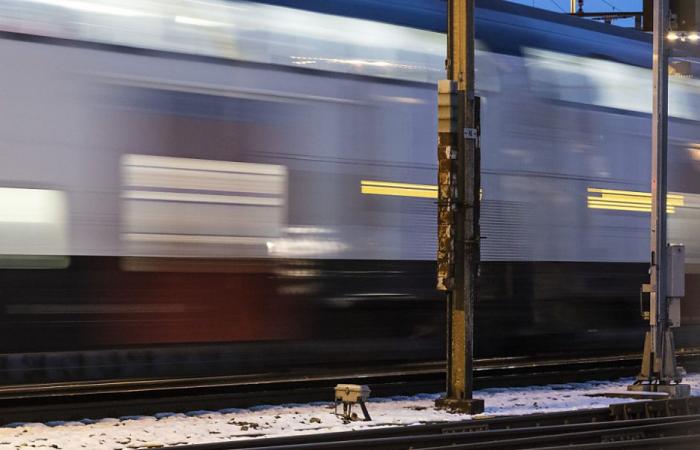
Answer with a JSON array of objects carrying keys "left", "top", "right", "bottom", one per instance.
[
  {"left": 627, "top": 383, "right": 691, "bottom": 398},
  {"left": 435, "top": 397, "right": 484, "bottom": 414}
]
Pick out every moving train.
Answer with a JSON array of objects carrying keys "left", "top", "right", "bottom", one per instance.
[{"left": 0, "top": 0, "right": 699, "bottom": 383}]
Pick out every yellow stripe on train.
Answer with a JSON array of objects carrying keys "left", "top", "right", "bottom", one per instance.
[
  {"left": 360, "top": 180, "right": 488, "bottom": 200},
  {"left": 587, "top": 187, "right": 684, "bottom": 214},
  {"left": 361, "top": 180, "right": 438, "bottom": 199}
]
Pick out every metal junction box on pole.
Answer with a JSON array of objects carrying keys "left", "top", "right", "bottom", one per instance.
[
  {"left": 667, "top": 244, "right": 685, "bottom": 298},
  {"left": 667, "top": 244, "right": 684, "bottom": 328}
]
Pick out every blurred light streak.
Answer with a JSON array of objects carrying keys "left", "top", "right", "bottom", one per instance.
[
  {"left": 6, "top": 304, "right": 187, "bottom": 314},
  {"left": 174, "top": 15, "right": 226, "bottom": 27},
  {"left": 123, "top": 191, "right": 283, "bottom": 206},
  {"left": 266, "top": 238, "right": 347, "bottom": 257},
  {"left": 289, "top": 56, "right": 432, "bottom": 73},
  {"left": 26, "top": 0, "right": 149, "bottom": 17},
  {"left": 266, "top": 226, "right": 346, "bottom": 258},
  {"left": 124, "top": 233, "right": 267, "bottom": 245},
  {"left": 587, "top": 187, "right": 684, "bottom": 213},
  {"left": 123, "top": 154, "right": 284, "bottom": 176},
  {"left": 373, "top": 95, "right": 426, "bottom": 105},
  {"left": 687, "top": 144, "right": 700, "bottom": 161},
  {"left": 361, "top": 180, "right": 438, "bottom": 199},
  {"left": 286, "top": 227, "right": 333, "bottom": 234}
]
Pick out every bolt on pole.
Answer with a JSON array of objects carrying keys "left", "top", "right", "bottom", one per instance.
[
  {"left": 628, "top": 0, "right": 689, "bottom": 398},
  {"left": 435, "top": 0, "right": 484, "bottom": 414}
]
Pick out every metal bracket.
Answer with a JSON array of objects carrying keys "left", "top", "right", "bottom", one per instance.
[
  {"left": 443, "top": 145, "right": 457, "bottom": 160},
  {"left": 464, "top": 128, "right": 478, "bottom": 139}
]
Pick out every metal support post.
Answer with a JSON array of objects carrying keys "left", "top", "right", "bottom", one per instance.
[
  {"left": 435, "top": 0, "right": 484, "bottom": 415},
  {"left": 628, "top": 0, "right": 689, "bottom": 399}
]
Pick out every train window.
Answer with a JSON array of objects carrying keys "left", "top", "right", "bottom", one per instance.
[
  {"left": 107, "top": 85, "right": 307, "bottom": 126},
  {"left": 0, "top": 187, "right": 69, "bottom": 269},
  {"left": 120, "top": 154, "right": 287, "bottom": 261},
  {"left": 669, "top": 75, "right": 700, "bottom": 122},
  {"left": 524, "top": 47, "right": 700, "bottom": 122},
  {"left": 476, "top": 48, "right": 502, "bottom": 93},
  {"left": 524, "top": 47, "right": 600, "bottom": 106},
  {"left": 2, "top": 0, "right": 444, "bottom": 83}
]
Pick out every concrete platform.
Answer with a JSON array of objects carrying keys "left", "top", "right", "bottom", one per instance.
[
  {"left": 587, "top": 383, "right": 691, "bottom": 399},
  {"left": 586, "top": 390, "right": 670, "bottom": 400},
  {"left": 628, "top": 383, "right": 691, "bottom": 398}
]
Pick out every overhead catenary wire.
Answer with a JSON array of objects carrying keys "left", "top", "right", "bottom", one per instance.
[
  {"left": 549, "top": 0, "right": 566, "bottom": 12},
  {"left": 601, "top": 0, "right": 618, "bottom": 11}
]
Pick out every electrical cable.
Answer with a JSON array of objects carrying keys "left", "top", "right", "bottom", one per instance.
[
  {"left": 601, "top": 0, "right": 618, "bottom": 11},
  {"left": 549, "top": 0, "right": 566, "bottom": 13}
]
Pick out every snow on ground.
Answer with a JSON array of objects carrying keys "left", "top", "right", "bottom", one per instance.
[{"left": 1, "top": 374, "right": 699, "bottom": 450}]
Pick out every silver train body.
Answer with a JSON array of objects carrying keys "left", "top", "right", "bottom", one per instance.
[
  {"left": 1, "top": 0, "right": 700, "bottom": 264},
  {"left": 0, "top": 0, "right": 698, "bottom": 382}
]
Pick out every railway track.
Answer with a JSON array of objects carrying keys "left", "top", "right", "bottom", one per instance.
[
  {"left": 160, "top": 397, "right": 700, "bottom": 449},
  {"left": 0, "top": 349, "right": 697, "bottom": 425}
]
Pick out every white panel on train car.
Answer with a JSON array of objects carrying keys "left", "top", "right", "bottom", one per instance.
[
  {"left": 121, "top": 154, "right": 286, "bottom": 259},
  {"left": 0, "top": 187, "right": 69, "bottom": 268}
]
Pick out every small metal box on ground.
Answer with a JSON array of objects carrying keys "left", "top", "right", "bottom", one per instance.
[{"left": 334, "top": 384, "right": 371, "bottom": 421}]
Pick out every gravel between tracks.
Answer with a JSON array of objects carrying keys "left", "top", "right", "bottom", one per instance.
[{"left": 1, "top": 374, "right": 699, "bottom": 450}]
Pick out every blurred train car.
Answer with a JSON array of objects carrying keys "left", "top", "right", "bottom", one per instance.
[{"left": 0, "top": 0, "right": 698, "bottom": 383}]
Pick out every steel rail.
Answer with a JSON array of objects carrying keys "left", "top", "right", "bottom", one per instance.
[
  {"left": 535, "top": 435, "right": 700, "bottom": 449},
  {"left": 161, "top": 413, "right": 700, "bottom": 450},
  {"left": 0, "top": 350, "right": 697, "bottom": 425},
  {"left": 3, "top": 348, "right": 692, "bottom": 399},
  {"left": 166, "top": 414, "right": 700, "bottom": 450},
  {"left": 417, "top": 418, "right": 700, "bottom": 449}
]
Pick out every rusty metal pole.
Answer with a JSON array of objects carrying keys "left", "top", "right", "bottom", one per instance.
[{"left": 435, "top": 0, "right": 484, "bottom": 414}]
